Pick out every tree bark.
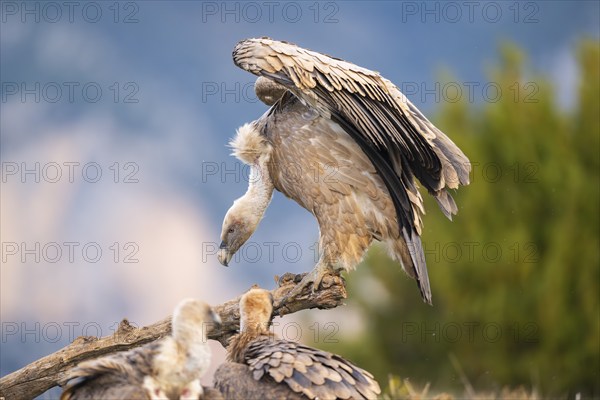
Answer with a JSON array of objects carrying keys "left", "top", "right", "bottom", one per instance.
[{"left": 0, "top": 273, "right": 346, "bottom": 400}]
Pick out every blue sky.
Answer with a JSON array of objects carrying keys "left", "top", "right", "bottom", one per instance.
[{"left": 1, "top": 1, "right": 598, "bottom": 397}]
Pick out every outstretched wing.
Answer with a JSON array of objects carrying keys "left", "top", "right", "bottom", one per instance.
[
  {"left": 233, "top": 37, "right": 470, "bottom": 196},
  {"left": 244, "top": 337, "right": 381, "bottom": 400},
  {"left": 233, "top": 38, "right": 471, "bottom": 304}
]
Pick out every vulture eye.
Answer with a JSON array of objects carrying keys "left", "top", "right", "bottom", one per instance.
[{"left": 228, "top": 227, "right": 235, "bottom": 233}]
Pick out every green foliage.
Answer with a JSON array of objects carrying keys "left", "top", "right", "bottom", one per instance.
[{"left": 312, "top": 41, "right": 600, "bottom": 396}]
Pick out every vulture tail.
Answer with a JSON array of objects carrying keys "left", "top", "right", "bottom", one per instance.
[{"left": 399, "top": 227, "right": 432, "bottom": 305}]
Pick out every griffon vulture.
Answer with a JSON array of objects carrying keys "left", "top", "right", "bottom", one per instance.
[
  {"left": 61, "top": 299, "right": 222, "bottom": 400},
  {"left": 218, "top": 38, "right": 471, "bottom": 304},
  {"left": 213, "top": 288, "right": 381, "bottom": 399}
]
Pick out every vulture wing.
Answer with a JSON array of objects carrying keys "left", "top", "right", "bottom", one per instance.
[
  {"left": 232, "top": 38, "right": 470, "bottom": 196},
  {"left": 60, "top": 343, "right": 158, "bottom": 400},
  {"left": 244, "top": 337, "right": 381, "bottom": 400}
]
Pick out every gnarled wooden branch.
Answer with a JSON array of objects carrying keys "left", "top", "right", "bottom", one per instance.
[{"left": 0, "top": 274, "right": 346, "bottom": 400}]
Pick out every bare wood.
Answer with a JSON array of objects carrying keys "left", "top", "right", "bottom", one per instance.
[{"left": 0, "top": 273, "right": 346, "bottom": 400}]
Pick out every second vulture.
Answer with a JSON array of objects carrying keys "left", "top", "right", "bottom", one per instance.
[
  {"left": 61, "top": 299, "right": 222, "bottom": 400},
  {"left": 214, "top": 288, "right": 381, "bottom": 399},
  {"left": 218, "top": 38, "right": 471, "bottom": 304}
]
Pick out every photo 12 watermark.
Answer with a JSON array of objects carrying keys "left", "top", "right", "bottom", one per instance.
[
  {"left": 400, "top": 321, "right": 539, "bottom": 344},
  {"left": 200, "top": 1, "right": 340, "bottom": 24},
  {"left": 1, "top": 82, "right": 140, "bottom": 104},
  {"left": 421, "top": 241, "right": 539, "bottom": 264},
  {"left": 399, "top": 81, "right": 540, "bottom": 104},
  {"left": 1, "top": 162, "right": 140, "bottom": 184},
  {"left": 1, "top": 1, "right": 140, "bottom": 24},
  {"left": 1, "top": 241, "right": 140, "bottom": 264},
  {"left": 1, "top": 320, "right": 138, "bottom": 344},
  {"left": 399, "top": 1, "right": 540, "bottom": 24}
]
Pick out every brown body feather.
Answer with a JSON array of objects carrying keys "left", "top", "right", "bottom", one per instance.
[{"left": 262, "top": 95, "right": 401, "bottom": 270}]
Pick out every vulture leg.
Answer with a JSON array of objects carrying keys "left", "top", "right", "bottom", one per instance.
[{"left": 284, "top": 260, "right": 336, "bottom": 301}]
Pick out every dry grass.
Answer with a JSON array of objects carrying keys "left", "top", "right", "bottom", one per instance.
[{"left": 383, "top": 375, "right": 540, "bottom": 400}]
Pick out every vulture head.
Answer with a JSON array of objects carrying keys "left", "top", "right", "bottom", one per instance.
[
  {"left": 218, "top": 201, "right": 260, "bottom": 267},
  {"left": 172, "top": 298, "right": 221, "bottom": 342},
  {"left": 218, "top": 123, "right": 274, "bottom": 267},
  {"left": 147, "top": 299, "right": 221, "bottom": 399},
  {"left": 239, "top": 288, "right": 273, "bottom": 334},
  {"left": 254, "top": 76, "right": 287, "bottom": 105}
]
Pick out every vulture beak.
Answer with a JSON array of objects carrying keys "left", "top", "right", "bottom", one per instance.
[{"left": 217, "top": 242, "right": 231, "bottom": 267}]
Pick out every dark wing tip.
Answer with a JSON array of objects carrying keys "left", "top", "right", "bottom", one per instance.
[{"left": 402, "top": 227, "right": 432, "bottom": 305}]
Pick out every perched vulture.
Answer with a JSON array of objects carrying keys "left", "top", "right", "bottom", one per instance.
[
  {"left": 218, "top": 38, "right": 471, "bottom": 304},
  {"left": 61, "top": 299, "right": 222, "bottom": 400},
  {"left": 213, "top": 288, "right": 381, "bottom": 399}
]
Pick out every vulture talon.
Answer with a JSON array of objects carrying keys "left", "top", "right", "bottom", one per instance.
[{"left": 285, "top": 263, "right": 331, "bottom": 302}]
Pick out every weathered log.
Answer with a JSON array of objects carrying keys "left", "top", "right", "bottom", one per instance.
[{"left": 0, "top": 273, "right": 346, "bottom": 400}]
